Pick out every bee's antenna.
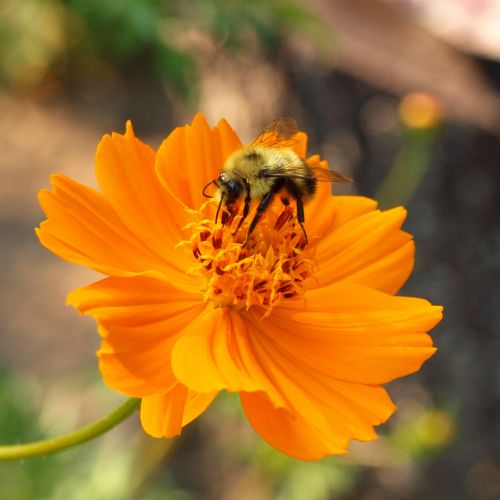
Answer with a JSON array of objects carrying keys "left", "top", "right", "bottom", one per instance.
[{"left": 202, "top": 179, "right": 219, "bottom": 198}]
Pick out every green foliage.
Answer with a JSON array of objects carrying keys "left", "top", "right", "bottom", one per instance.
[
  {"left": 0, "top": 0, "right": 67, "bottom": 88},
  {"left": 389, "top": 408, "right": 456, "bottom": 459},
  {"left": 0, "top": 370, "right": 186, "bottom": 499},
  {"left": 0, "top": 0, "right": 326, "bottom": 99},
  {"left": 0, "top": 371, "right": 59, "bottom": 500},
  {"left": 62, "top": 0, "right": 165, "bottom": 62}
]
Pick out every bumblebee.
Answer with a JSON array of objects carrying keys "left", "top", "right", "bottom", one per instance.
[{"left": 203, "top": 118, "right": 352, "bottom": 243}]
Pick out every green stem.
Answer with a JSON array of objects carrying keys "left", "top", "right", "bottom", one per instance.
[
  {"left": 0, "top": 397, "right": 140, "bottom": 461},
  {"left": 376, "top": 126, "right": 439, "bottom": 209}
]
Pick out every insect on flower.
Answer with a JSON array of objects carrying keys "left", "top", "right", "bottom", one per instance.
[{"left": 202, "top": 118, "right": 352, "bottom": 244}]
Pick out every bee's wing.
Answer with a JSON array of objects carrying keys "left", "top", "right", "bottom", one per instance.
[
  {"left": 259, "top": 164, "right": 353, "bottom": 183},
  {"left": 250, "top": 117, "right": 300, "bottom": 149},
  {"left": 310, "top": 166, "right": 353, "bottom": 183}
]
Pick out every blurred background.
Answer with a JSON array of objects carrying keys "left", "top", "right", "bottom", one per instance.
[{"left": 1, "top": 0, "right": 499, "bottom": 498}]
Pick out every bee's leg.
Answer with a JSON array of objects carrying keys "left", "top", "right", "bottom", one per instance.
[
  {"left": 221, "top": 204, "right": 236, "bottom": 225},
  {"left": 244, "top": 191, "right": 275, "bottom": 244},
  {"left": 232, "top": 185, "right": 252, "bottom": 234},
  {"left": 295, "top": 196, "right": 308, "bottom": 245},
  {"left": 215, "top": 193, "right": 225, "bottom": 224}
]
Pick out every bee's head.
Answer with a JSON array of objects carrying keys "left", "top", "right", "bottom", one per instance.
[{"left": 217, "top": 171, "right": 243, "bottom": 205}]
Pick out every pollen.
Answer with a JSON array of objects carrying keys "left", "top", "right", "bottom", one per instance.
[{"left": 180, "top": 200, "right": 316, "bottom": 315}]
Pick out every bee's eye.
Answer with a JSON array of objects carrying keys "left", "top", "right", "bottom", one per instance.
[
  {"left": 223, "top": 180, "right": 243, "bottom": 203},
  {"left": 227, "top": 180, "right": 240, "bottom": 193}
]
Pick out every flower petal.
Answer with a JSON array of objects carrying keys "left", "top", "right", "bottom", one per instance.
[
  {"left": 94, "top": 122, "right": 193, "bottom": 273},
  {"left": 305, "top": 195, "right": 378, "bottom": 239},
  {"left": 171, "top": 307, "right": 286, "bottom": 407},
  {"left": 240, "top": 296, "right": 413, "bottom": 459},
  {"left": 262, "top": 283, "right": 442, "bottom": 385},
  {"left": 37, "top": 174, "right": 181, "bottom": 279},
  {"left": 241, "top": 378, "right": 395, "bottom": 460},
  {"left": 155, "top": 114, "right": 242, "bottom": 209},
  {"left": 67, "top": 276, "right": 204, "bottom": 397},
  {"left": 241, "top": 309, "right": 400, "bottom": 453},
  {"left": 313, "top": 204, "right": 414, "bottom": 294},
  {"left": 140, "top": 384, "right": 216, "bottom": 438},
  {"left": 241, "top": 392, "right": 346, "bottom": 460}
]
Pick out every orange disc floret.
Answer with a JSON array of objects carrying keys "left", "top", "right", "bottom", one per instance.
[{"left": 179, "top": 200, "right": 315, "bottom": 315}]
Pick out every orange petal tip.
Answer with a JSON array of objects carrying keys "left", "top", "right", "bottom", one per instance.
[{"left": 125, "top": 120, "right": 135, "bottom": 137}]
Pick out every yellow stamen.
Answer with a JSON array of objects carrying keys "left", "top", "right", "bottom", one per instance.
[{"left": 180, "top": 200, "right": 315, "bottom": 315}]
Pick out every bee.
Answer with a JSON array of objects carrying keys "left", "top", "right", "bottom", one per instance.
[{"left": 202, "top": 118, "right": 352, "bottom": 244}]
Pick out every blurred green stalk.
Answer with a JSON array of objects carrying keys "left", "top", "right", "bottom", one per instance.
[
  {"left": 376, "top": 92, "right": 443, "bottom": 209},
  {"left": 376, "top": 126, "right": 439, "bottom": 209},
  {"left": 0, "top": 397, "right": 140, "bottom": 461}
]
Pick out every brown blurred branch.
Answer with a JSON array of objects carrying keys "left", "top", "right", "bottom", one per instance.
[{"left": 302, "top": 0, "right": 500, "bottom": 135}]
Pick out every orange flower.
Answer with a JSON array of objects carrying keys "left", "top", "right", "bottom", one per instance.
[{"left": 36, "top": 114, "right": 442, "bottom": 460}]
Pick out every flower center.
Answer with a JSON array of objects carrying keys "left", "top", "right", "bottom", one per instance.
[{"left": 180, "top": 200, "right": 316, "bottom": 315}]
